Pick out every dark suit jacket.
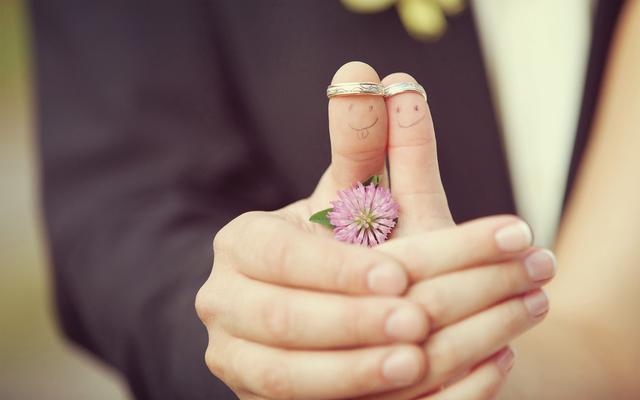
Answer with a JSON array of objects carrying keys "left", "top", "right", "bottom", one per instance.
[{"left": 30, "top": 1, "right": 623, "bottom": 399}]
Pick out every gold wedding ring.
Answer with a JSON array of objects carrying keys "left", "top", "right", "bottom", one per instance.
[
  {"left": 326, "top": 82, "right": 384, "bottom": 98},
  {"left": 383, "top": 82, "right": 427, "bottom": 102}
]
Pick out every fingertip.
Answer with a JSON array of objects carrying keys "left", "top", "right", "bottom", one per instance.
[
  {"left": 523, "top": 248, "right": 557, "bottom": 282},
  {"left": 381, "top": 345, "right": 427, "bottom": 387},
  {"left": 367, "top": 262, "right": 409, "bottom": 295},
  {"left": 494, "top": 218, "right": 533, "bottom": 253},
  {"left": 484, "top": 214, "right": 532, "bottom": 234},
  {"left": 495, "top": 346, "right": 515, "bottom": 375},
  {"left": 458, "top": 214, "right": 534, "bottom": 256},
  {"left": 381, "top": 71, "right": 419, "bottom": 86},
  {"left": 523, "top": 289, "right": 549, "bottom": 319},
  {"left": 332, "top": 61, "right": 381, "bottom": 84},
  {"left": 385, "top": 302, "right": 429, "bottom": 342}
]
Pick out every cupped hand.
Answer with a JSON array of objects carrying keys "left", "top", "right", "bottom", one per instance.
[{"left": 195, "top": 61, "right": 556, "bottom": 400}]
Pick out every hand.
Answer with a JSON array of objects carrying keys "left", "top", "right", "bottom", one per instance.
[
  {"left": 324, "top": 65, "right": 555, "bottom": 399},
  {"left": 362, "top": 69, "right": 555, "bottom": 399},
  {"left": 197, "top": 61, "right": 427, "bottom": 400},
  {"left": 195, "top": 61, "right": 555, "bottom": 400},
  {"left": 197, "top": 211, "right": 429, "bottom": 400}
]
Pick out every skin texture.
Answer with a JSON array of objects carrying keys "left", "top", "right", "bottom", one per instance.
[
  {"left": 498, "top": 2, "right": 640, "bottom": 399},
  {"left": 196, "top": 62, "right": 556, "bottom": 399}
]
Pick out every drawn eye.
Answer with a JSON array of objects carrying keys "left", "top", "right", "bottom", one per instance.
[
  {"left": 396, "top": 106, "right": 401, "bottom": 113},
  {"left": 414, "top": 105, "right": 419, "bottom": 111},
  {"left": 368, "top": 105, "right": 373, "bottom": 111}
]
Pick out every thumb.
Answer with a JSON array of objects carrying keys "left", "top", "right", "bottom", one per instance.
[
  {"left": 310, "top": 61, "right": 389, "bottom": 210},
  {"left": 382, "top": 72, "right": 453, "bottom": 234}
]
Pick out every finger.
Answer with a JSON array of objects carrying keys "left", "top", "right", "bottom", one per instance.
[
  {"left": 422, "top": 347, "right": 514, "bottom": 400},
  {"left": 218, "top": 275, "right": 428, "bottom": 348},
  {"left": 362, "top": 291, "right": 547, "bottom": 400},
  {"left": 377, "top": 215, "right": 533, "bottom": 282},
  {"left": 215, "top": 211, "right": 410, "bottom": 295},
  {"left": 312, "top": 61, "right": 389, "bottom": 206},
  {"left": 329, "top": 61, "right": 387, "bottom": 186},
  {"left": 409, "top": 248, "right": 556, "bottom": 329},
  {"left": 423, "top": 290, "right": 546, "bottom": 390},
  {"left": 382, "top": 73, "right": 452, "bottom": 233},
  {"left": 207, "top": 331, "right": 427, "bottom": 400}
]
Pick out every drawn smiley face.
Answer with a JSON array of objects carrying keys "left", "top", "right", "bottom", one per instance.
[
  {"left": 395, "top": 102, "right": 426, "bottom": 128},
  {"left": 346, "top": 100, "right": 380, "bottom": 139}
]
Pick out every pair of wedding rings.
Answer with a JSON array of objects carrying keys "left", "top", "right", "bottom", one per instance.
[{"left": 326, "top": 81, "right": 427, "bottom": 101}]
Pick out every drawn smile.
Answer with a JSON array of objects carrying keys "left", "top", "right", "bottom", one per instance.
[
  {"left": 398, "top": 113, "right": 426, "bottom": 128},
  {"left": 348, "top": 116, "right": 379, "bottom": 131}
]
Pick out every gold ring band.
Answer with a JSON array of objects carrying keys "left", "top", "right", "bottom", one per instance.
[
  {"left": 383, "top": 82, "right": 427, "bottom": 101},
  {"left": 326, "top": 82, "right": 384, "bottom": 98}
]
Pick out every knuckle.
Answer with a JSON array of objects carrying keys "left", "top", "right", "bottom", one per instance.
[
  {"left": 195, "top": 283, "right": 212, "bottom": 322},
  {"left": 215, "top": 211, "right": 267, "bottom": 252},
  {"left": 258, "top": 361, "right": 294, "bottom": 400},
  {"left": 195, "top": 276, "right": 225, "bottom": 324},
  {"left": 210, "top": 333, "right": 246, "bottom": 388},
  {"left": 428, "top": 335, "right": 463, "bottom": 376},
  {"left": 213, "top": 224, "right": 232, "bottom": 253},
  {"left": 243, "top": 211, "right": 277, "bottom": 238},
  {"left": 205, "top": 337, "right": 230, "bottom": 381},
  {"left": 204, "top": 347, "right": 225, "bottom": 378},
  {"left": 261, "top": 295, "right": 295, "bottom": 345},
  {"left": 231, "top": 211, "right": 292, "bottom": 280},
  {"left": 236, "top": 210, "right": 263, "bottom": 226}
]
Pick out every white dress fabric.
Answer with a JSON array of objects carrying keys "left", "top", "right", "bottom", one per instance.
[{"left": 472, "top": 0, "right": 594, "bottom": 247}]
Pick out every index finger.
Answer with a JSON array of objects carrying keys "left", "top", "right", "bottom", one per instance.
[
  {"left": 216, "top": 211, "right": 408, "bottom": 295},
  {"left": 377, "top": 215, "right": 533, "bottom": 282}
]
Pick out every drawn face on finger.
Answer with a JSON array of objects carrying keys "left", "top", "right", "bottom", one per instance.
[
  {"left": 329, "top": 95, "right": 387, "bottom": 154},
  {"left": 395, "top": 100, "right": 427, "bottom": 128},
  {"left": 344, "top": 98, "right": 384, "bottom": 140}
]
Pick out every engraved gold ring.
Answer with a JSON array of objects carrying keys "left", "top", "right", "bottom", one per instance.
[
  {"left": 326, "top": 82, "right": 385, "bottom": 98},
  {"left": 383, "top": 82, "right": 427, "bottom": 102}
]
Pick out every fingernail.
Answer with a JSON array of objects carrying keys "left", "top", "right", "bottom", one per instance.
[
  {"left": 524, "top": 250, "right": 557, "bottom": 282},
  {"left": 382, "top": 348, "right": 421, "bottom": 386},
  {"left": 368, "top": 263, "right": 408, "bottom": 295},
  {"left": 496, "top": 347, "right": 515, "bottom": 374},
  {"left": 495, "top": 221, "right": 533, "bottom": 252},
  {"left": 385, "top": 306, "right": 425, "bottom": 341},
  {"left": 523, "top": 290, "right": 549, "bottom": 317}
]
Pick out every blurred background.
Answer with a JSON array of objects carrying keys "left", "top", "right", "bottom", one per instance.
[{"left": 0, "top": 1, "right": 129, "bottom": 398}]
